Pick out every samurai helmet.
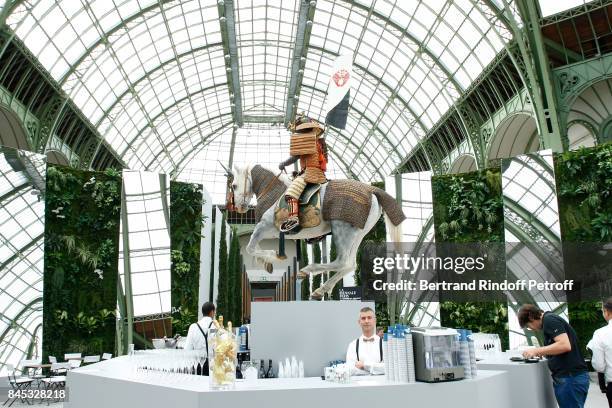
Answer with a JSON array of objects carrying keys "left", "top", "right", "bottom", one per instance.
[{"left": 289, "top": 113, "right": 325, "bottom": 138}]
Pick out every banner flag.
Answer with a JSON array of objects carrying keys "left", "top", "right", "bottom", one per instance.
[{"left": 324, "top": 54, "right": 353, "bottom": 129}]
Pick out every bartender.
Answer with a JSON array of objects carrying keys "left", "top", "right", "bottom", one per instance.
[
  {"left": 346, "top": 307, "right": 384, "bottom": 375},
  {"left": 184, "top": 302, "right": 216, "bottom": 374}
]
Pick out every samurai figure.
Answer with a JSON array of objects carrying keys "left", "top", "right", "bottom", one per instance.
[{"left": 278, "top": 116, "right": 328, "bottom": 232}]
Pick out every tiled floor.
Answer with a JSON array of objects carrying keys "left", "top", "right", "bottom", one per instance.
[
  {"left": 0, "top": 396, "right": 63, "bottom": 407},
  {"left": 586, "top": 372, "right": 610, "bottom": 407}
]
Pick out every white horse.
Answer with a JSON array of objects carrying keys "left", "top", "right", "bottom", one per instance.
[{"left": 230, "top": 164, "right": 404, "bottom": 299}]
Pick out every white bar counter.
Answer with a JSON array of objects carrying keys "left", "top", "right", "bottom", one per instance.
[
  {"left": 477, "top": 352, "right": 556, "bottom": 408},
  {"left": 65, "top": 356, "right": 512, "bottom": 408}
]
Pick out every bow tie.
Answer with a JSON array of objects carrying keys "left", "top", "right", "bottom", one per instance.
[{"left": 362, "top": 337, "right": 375, "bottom": 342}]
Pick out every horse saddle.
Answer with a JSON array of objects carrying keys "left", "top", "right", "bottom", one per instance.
[{"left": 274, "top": 183, "right": 323, "bottom": 233}]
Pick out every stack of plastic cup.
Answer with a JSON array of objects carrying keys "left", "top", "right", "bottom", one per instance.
[
  {"left": 467, "top": 330, "right": 477, "bottom": 377},
  {"left": 396, "top": 327, "right": 408, "bottom": 382},
  {"left": 387, "top": 326, "right": 396, "bottom": 381},
  {"left": 403, "top": 326, "right": 416, "bottom": 383},
  {"left": 393, "top": 325, "right": 401, "bottom": 381},
  {"left": 383, "top": 333, "right": 391, "bottom": 381},
  {"left": 458, "top": 329, "right": 472, "bottom": 379}
]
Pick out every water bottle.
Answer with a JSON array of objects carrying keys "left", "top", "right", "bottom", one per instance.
[
  {"left": 239, "top": 325, "right": 248, "bottom": 352},
  {"left": 291, "top": 356, "right": 299, "bottom": 378},
  {"left": 285, "top": 357, "right": 291, "bottom": 377},
  {"left": 278, "top": 361, "right": 285, "bottom": 378}
]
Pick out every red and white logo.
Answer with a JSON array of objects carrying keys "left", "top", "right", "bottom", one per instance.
[{"left": 332, "top": 69, "right": 350, "bottom": 87}]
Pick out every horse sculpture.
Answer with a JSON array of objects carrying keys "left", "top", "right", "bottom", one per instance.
[{"left": 229, "top": 164, "right": 405, "bottom": 299}]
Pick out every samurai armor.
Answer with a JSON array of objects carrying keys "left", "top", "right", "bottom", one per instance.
[
  {"left": 290, "top": 133, "right": 318, "bottom": 156},
  {"left": 286, "top": 176, "right": 307, "bottom": 200}
]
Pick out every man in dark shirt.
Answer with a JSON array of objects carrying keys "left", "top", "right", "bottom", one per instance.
[{"left": 518, "top": 304, "right": 589, "bottom": 408}]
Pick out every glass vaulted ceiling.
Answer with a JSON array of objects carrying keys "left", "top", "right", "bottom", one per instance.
[
  {"left": 7, "top": 0, "right": 513, "bottom": 203},
  {"left": 0, "top": 149, "right": 45, "bottom": 375}
]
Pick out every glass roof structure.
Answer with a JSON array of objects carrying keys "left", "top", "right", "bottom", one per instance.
[
  {"left": 538, "top": 0, "right": 594, "bottom": 17},
  {"left": 386, "top": 171, "right": 434, "bottom": 243},
  {"left": 0, "top": 147, "right": 45, "bottom": 375},
  {"left": 502, "top": 150, "right": 561, "bottom": 245},
  {"left": 119, "top": 170, "right": 171, "bottom": 318},
  {"left": 4, "top": 0, "right": 517, "bottom": 202},
  {"left": 177, "top": 123, "right": 346, "bottom": 203},
  {"left": 502, "top": 150, "right": 565, "bottom": 316}
]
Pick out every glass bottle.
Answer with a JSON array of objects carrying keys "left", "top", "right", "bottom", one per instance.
[
  {"left": 236, "top": 354, "right": 243, "bottom": 379},
  {"left": 259, "top": 359, "right": 266, "bottom": 378},
  {"left": 265, "top": 359, "right": 274, "bottom": 378}
]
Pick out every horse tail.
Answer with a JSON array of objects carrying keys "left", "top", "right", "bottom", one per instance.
[
  {"left": 384, "top": 214, "right": 402, "bottom": 243},
  {"left": 372, "top": 188, "right": 406, "bottom": 242}
]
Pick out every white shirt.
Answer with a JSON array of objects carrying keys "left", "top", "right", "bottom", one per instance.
[
  {"left": 345, "top": 334, "right": 384, "bottom": 375},
  {"left": 184, "top": 316, "right": 214, "bottom": 353},
  {"left": 587, "top": 320, "right": 612, "bottom": 383}
]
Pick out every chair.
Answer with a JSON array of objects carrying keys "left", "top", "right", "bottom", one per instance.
[
  {"left": 19, "top": 359, "right": 44, "bottom": 388},
  {"left": 68, "top": 359, "right": 81, "bottom": 369},
  {"left": 3, "top": 363, "right": 34, "bottom": 407},
  {"left": 18, "top": 359, "right": 37, "bottom": 376},
  {"left": 102, "top": 353, "right": 112, "bottom": 360},
  {"left": 64, "top": 352, "right": 82, "bottom": 360},
  {"left": 48, "top": 357, "right": 66, "bottom": 375},
  {"left": 82, "top": 355, "right": 100, "bottom": 364},
  {"left": 40, "top": 365, "right": 67, "bottom": 406}
]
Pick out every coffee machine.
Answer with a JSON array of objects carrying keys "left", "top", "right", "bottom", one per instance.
[{"left": 412, "top": 327, "right": 464, "bottom": 382}]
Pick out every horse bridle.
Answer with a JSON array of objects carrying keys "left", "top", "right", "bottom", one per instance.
[{"left": 226, "top": 166, "right": 283, "bottom": 211}]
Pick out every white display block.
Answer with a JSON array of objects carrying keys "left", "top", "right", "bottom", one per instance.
[
  {"left": 477, "top": 352, "right": 556, "bottom": 408},
  {"left": 65, "top": 356, "right": 513, "bottom": 408}
]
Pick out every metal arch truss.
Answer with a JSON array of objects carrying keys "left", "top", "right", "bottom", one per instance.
[
  {"left": 0, "top": 27, "right": 126, "bottom": 170},
  {"left": 2, "top": 0, "right": 594, "bottom": 182},
  {"left": 218, "top": 0, "right": 243, "bottom": 127},
  {"left": 478, "top": 0, "right": 564, "bottom": 153},
  {"left": 285, "top": 0, "right": 317, "bottom": 127},
  {"left": 0, "top": 298, "right": 42, "bottom": 351}
]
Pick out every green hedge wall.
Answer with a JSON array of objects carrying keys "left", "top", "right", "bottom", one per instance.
[
  {"left": 169, "top": 181, "right": 204, "bottom": 336},
  {"left": 300, "top": 241, "right": 310, "bottom": 300},
  {"left": 215, "top": 213, "right": 229, "bottom": 320},
  {"left": 432, "top": 169, "right": 504, "bottom": 243},
  {"left": 226, "top": 229, "right": 242, "bottom": 325},
  {"left": 431, "top": 168, "right": 509, "bottom": 350},
  {"left": 43, "top": 165, "right": 121, "bottom": 360},
  {"left": 555, "top": 144, "right": 612, "bottom": 242},
  {"left": 554, "top": 143, "right": 612, "bottom": 355}
]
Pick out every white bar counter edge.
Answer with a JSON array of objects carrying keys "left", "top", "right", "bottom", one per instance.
[{"left": 64, "top": 356, "right": 512, "bottom": 408}]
